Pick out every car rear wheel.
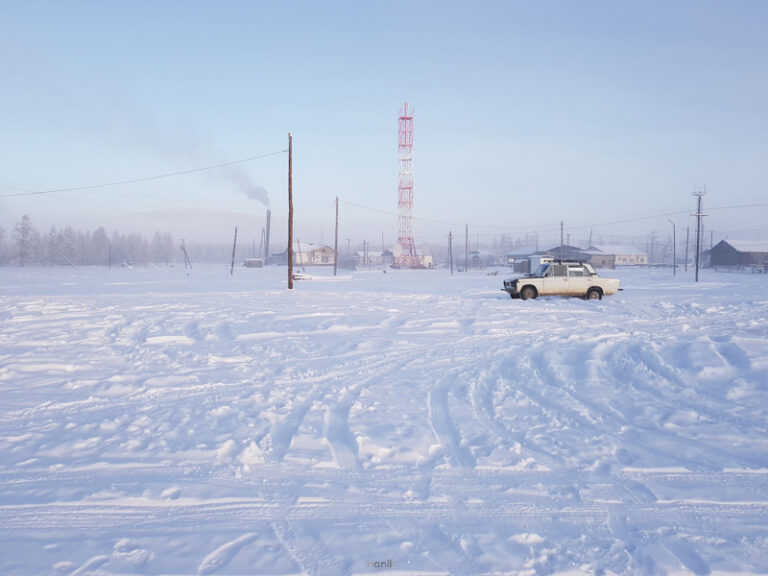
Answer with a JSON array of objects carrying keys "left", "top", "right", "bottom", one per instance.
[
  {"left": 586, "top": 288, "right": 602, "bottom": 300},
  {"left": 520, "top": 286, "right": 537, "bottom": 300}
]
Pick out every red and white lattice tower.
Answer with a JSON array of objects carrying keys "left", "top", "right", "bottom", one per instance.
[{"left": 395, "top": 102, "right": 418, "bottom": 268}]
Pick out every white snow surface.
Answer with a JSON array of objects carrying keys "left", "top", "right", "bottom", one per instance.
[{"left": 1, "top": 265, "right": 766, "bottom": 576}]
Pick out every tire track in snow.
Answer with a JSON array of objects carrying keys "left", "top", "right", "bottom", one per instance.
[
  {"left": 324, "top": 385, "right": 362, "bottom": 470},
  {"left": 467, "top": 366, "right": 565, "bottom": 469},
  {"left": 603, "top": 341, "right": 760, "bottom": 471},
  {"left": 428, "top": 375, "right": 476, "bottom": 468},
  {"left": 265, "top": 347, "right": 415, "bottom": 467},
  {"left": 266, "top": 396, "right": 316, "bottom": 462},
  {"left": 3, "top": 497, "right": 764, "bottom": 536},
  {"left": 386, "top": 519, "right": 476, "bottom": 575},
  {"left": 271, "top": 519, "right": 349, "bottom": 575}
]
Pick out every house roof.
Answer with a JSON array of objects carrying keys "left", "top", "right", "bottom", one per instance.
[
  {"left": 717, "top": 239, "right": 768, "bottom": 253},
  {"left": 590, "top": 244, "right": 648, "bottom": 256},
  {"left": 505, "top": 246, "right": 538, "bottom": 257},
  {"left": 543, "top": 244, "right": 584, "bottom": 253},
  {"left": 293, "top": 242, "right": 334, "bottom": 252}
]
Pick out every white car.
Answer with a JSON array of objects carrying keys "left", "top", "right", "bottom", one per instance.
[{"left": 502, "top": 260, "right": 620, "bottom": 300}]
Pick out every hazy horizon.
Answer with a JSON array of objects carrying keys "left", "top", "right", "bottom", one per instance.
[{"left": 2, "top": 1, "right": 767, "bottom": 247}]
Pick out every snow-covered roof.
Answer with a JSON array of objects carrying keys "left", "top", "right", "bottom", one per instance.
[
  {"left": 293, "top": 242, "right": 333, "bottom": 252},
  {"left": 505, "top": 246, "right": 538, "bottom": 257},
  {"left": 542, "top": 244, "right": 584, "bottom": 253},
  {"left": 591, "top": 244, "right": 647, "bottom": 256},
  {"left": 718, "top": 239, "right": 768, "bottom": 253}
]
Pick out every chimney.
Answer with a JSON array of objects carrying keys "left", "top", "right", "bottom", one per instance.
[{"left": 265, "top": 209, "right": 271, "bottom": 261}]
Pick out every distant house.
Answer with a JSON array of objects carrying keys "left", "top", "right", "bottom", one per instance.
[
  {"left": 710, "top": 240, "right": 768, "bottom": 269},
  {"left": 339, "top": 248, "right": 394, "bottom": 270},
  {"left": 580, "top": 249, "right": 615, "bottom": 269},
  {"left": 543, "top": 245, "right": 586, "bottom": 261},
  {"left": 355, "top": 249, "right": 387, "bottom": 267},
  {"left": 504, "top": 246, "right": 537, "bottom": 267},
  {"left": 469, "top": 250, "right": 496, "bottom": 269},
  {"left": 588, "top": 245, "right": 648, "bottom": 267},
  {"left": 293, "top": 242, "right": 336, "bottom": 266},
  {"left": 392, "top": 243, "right": 433, "bottom": 268}
]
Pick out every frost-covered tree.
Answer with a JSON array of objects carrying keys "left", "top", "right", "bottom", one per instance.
[
  {"left": 12, "top": 215, "right": 35, "bottom": 266},
  {"left": 57, "top": 226, "right": 78, "bottom": 266},
  {"left": 43, "top": 226, "right": 58, "bottom": 264},
  {"left": 126, "top": 233, "right": 149, "bottom": 265},
  {"left": 0, "top": 226, "right": 8, "bottom": 265},
  {"left": 92, "top": 227, "right": 110, "bottom": 265},
  {"left": 151, "top": 231, "right": 174, "bottom": 264}
]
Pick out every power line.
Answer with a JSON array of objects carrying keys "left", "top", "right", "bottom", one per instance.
[
  {"left": 0, "top": 149, "right": 288, "bottom": 198},
  {"left": 339, "top": 197, "right": 768, "bottom": 239},
  {"left": 709, "top": 202, "right": 768, "bottom": 212},
  {"left": 339, "top": 199, "right": 545, "bottom": 231}
]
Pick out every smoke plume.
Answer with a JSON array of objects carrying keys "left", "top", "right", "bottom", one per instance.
[{"left": 221, "top": 165, "right": 270, "bottom": 208}]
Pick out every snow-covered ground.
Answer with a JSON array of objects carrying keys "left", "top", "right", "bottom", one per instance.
[{"left": 1, "top": 264, "right": 766, "bottom": 576}]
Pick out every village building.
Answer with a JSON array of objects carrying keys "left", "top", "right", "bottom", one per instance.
[
  {"left": 710, "top": 239, "right": 768, "bottom": 271},
  {"left": 504, "top": 246, "right": 538, "bottom": 268},
  {"left": 469, "top": 250, "right": 497, "bottom": 269},
  {"left": 292, "top": 242, "right": 336, "bottom": 266},
  {"left": 392, "top": 243, "right": 433, "bottom": 268},
  {"left": 544, "top": 245, "right": 588, "bottom": 262},
  {"left": 587, "top": 245, "right": 648, "bottom": 267}
]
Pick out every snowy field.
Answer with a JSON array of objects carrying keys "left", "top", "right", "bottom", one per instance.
[{"left": 0, "top": 264, "right": 766, "bottom": 576}]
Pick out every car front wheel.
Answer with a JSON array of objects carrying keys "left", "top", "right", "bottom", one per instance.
[
  {"left": 520, "top": 286, "right": 537, "bottom": 300},
  {"left": 586, "top": 288, "right": 602, "bottom": 300}
]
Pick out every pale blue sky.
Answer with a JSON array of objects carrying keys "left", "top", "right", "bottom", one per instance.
[{"left": 1, "top": 1, "right": 766, "bottom": 248}]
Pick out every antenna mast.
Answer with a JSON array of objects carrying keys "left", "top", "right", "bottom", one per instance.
[{"left": 395, "top": 102, "right": 418, "bottom": 268}]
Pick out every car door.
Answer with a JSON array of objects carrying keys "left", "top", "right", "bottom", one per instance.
[
  {"left": 565, "top": 265, "right": 590, "bottom": 295},
  {"left": 541, "top": 264, "right": 568, "bottom": 294}
]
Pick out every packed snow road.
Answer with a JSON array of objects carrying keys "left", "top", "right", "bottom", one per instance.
[{"left": 0, "top": 265, "right": 766, "bottom": 575}]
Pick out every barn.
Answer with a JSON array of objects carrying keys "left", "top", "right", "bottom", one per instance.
[{"left": 710, "top": 239, "right": 768, "bottom": 270}]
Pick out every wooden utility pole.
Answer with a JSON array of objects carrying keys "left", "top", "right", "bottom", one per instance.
[
  {"left": 693, "top": 190, "right": 706, "bottom": 282},
  {"left": 288, "top": 133, "right": 294, "bottom": 289},
  {"left": 180, "top": 240, "right": 192, "bottom": 270},
  {"left": 230, "top": 226, "right": 238, "bottom": 276},
  {"left": 449, "top": 231, "right": 453, "bottom": 275},
  {"left": 334, "top": 196, "right": 339, "bottom": 276},
  {"left": 464, "top": 224, "right": 469, "bottom": 271},
  {"left": 560, "top": 221, "right": 564, "bottom": 259},
  {"left": 668, "top": 219, "right": 676, "bottom": 276},
  {"left": 265, "top": 209, "right": 271, "bottom": 262}
]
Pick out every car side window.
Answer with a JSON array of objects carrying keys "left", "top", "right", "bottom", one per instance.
[
  {"left": 568, "top": 267, "right": 584, "bottom": 277},
  {"left": 552, "top": 265, "right": 567, "bottom": 277}
]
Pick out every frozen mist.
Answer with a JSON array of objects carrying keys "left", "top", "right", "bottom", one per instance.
[{"left": 0, "top": 264, "right": 766, "bottom": 576}]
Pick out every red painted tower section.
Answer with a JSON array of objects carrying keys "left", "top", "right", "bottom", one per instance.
[{"left": 395, "top": 102, "right": 418, "bottom": 268}]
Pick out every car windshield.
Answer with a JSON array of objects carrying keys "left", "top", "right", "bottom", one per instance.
[{"left": 531, "top": 264, "right": 550, "bottom": 277}]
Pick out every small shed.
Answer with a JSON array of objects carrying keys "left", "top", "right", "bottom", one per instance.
[{"left": 710, "top": 240, "right": 768, "bottom": 270}]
